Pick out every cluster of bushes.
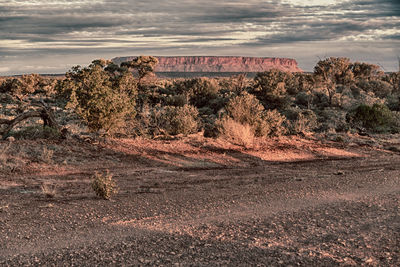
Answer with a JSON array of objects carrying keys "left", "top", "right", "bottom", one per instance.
[
  {"left": 2, "top": 56, "right": 400, "bottom": 143},
  {"left": 0, "top": 73, "right": 58, "bottom": 99}
]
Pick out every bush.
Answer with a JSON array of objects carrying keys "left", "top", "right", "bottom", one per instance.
[
  {"left": 346, "top": 104, "right": 395, "bottom": 133},
  {"left": 0, "top": 78, "right": 25, "bottom": 97},
  {"left": 225, "top": 92, "right": 265, "bottom": 134},
  {"left": 91, "top": 170, "right": 118, "bottom": 200},
  {"left": 251, "top": 69, "right": 292, "bottom": 109},
  {"left": 295, "top": 91, "right": 313, "bottom": 108},
  {"left": 63, "top": 61, "right": 137, "bottom": 134},
  {"left": 317, "top": 108, "right": 349, "bottom": 133},
  {"left": 153, "top": 104, "right": 199, "bottom": 136},
  {"left": 216, "top": 117, "right": 254, "bottom": 148},
  {"left": 218, "top": 74, "right": 248, "bottom": 93},
  {"left": 284, "top": 108, "right": 319, "bottom": 134},
  {"left": 223, "top": 92, "right": 287, "bottom": 137},
  {"left": 356, "top": 80, "right": 392, "bottom": 98},
  {"left": 263, "top": 109, "right": 288, "bottom": 137},
  {"left": 167, "top": 78, "right": 219, "bottom": 108}
]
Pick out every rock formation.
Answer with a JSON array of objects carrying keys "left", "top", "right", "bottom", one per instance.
[{"left": 112, "top": 56, "right": 302, "bottom": 73}]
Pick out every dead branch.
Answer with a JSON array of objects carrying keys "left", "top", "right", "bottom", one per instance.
[{"left": 0, "top": 103, "right": 65, "bottom": 139}]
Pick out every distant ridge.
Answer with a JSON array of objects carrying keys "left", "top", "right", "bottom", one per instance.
[{"left": 111, "top": 56, "right": 302, "bottom": 73}]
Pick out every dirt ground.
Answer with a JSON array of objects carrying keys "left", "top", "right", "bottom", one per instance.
[{"left": 0, "top": 134, "right": 399, "bottom": 266}]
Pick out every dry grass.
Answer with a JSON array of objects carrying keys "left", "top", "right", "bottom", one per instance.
[
  {"left": 217, "top": 117, "right": 254, "bottom": 148},
  {"left": 0, "top": 142, "right": 11, "bottom": 165},
  {"left": 0, "top": 142, "right": 17, "bottom": 174},
  {"left": 40, "top": 183, "right": 57, "bottom": 198},
  {"left": 39, "top": 146, "right": 54, "bottom": 164}
]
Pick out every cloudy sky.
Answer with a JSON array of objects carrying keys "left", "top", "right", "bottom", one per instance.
[{"left": 0, "top": 0, "right": 399, "bottom": 75}]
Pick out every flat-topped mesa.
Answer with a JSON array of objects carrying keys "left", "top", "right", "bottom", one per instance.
[{"left": 112, "top": 56, "right": 302, "bottom": 73}]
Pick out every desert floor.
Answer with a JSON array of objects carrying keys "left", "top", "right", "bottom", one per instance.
[{"left": 1, "top": 134, "right": 399, "bottom": 266}]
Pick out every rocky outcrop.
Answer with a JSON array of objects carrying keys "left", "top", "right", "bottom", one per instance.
[{"left": 112, "top": 56, "right": 302, "bottom": 73}]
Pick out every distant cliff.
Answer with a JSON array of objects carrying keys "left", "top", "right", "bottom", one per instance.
[{"left": 112, "top": 56, "right": 302, "bottom": 73}]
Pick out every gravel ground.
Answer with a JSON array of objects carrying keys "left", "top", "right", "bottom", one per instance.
[{"left": 1, "top": 138, "right": 399, "bottom": 266}]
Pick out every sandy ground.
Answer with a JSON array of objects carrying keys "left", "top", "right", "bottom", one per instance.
[{"left": 0, "top": 135, "right": 399, "bottom": 266}]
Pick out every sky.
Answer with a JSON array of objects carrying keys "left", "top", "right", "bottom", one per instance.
[{"left": 0, "top": 0, "right": 399, "bottom": 75}]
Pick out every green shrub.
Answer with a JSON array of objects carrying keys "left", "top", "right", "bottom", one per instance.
[
  {"left": 356, "top": 80, "right": 392, "bottom": 98},
  {"left": 154, "top": 104, "right": 199, "bottom": 136},
  {"left": 163, "top": 94, "right": 188, "bottom": 107},
  {"left": 173, "top": 78, "right": 220, "bottom": 108},
  {"left": 64, "top": 61, "right": 137, "bottom": 134},
  {"left": 284, "top": 108, "right": 319, "bottom": 134},
  {"left": 295, "top": 91, "right": 313, "bottom": 108},
  {"left": 383, "top": 71, "right": 400, "bottom": 93},
  {"left": 317, "top": 108, "right": 349, "bottom": 133},
  {"left": 251, "top": 69, "right": 292, "bottom": 109},
  {"left": 91, "top": 170, "right": 118, "bottom": 200},
  {"left": 346, "top": 103, "right": 395, "bottom": 133}
]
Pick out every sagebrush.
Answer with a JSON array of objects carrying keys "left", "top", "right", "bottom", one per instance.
[{"left": 91, "top": 170, "right": 118, "bottom": 200}]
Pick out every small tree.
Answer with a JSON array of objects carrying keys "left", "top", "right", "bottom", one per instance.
[
  {"left": 384, "top": 71, "right": 400, "bottom": 94},
  {"left": 63, "top": 60, "right": 137, "bottom": 134},
  {"left": 252, "top": 69, "right": 292, "bottom": 110},
  {"left": 121, "top": 56, "right": 159, "bottom": 84},
  {"left": 314, "top": 57, "right": 354, "bottom": 106},
  {"left": 350, "top": 62, "right": 383, "bottom": 81},
  {"left": 296, "top": 73, "right": 316, "bottom": 109},
  {"left": 179, "top": 78, "right": 220, "bottom": 108}
]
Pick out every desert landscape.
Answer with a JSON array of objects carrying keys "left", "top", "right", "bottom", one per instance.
[
  {"left": 1, "top": 0, "right": 400, "bottom": 265},
  {"left": 1, "top": 54, "right": 400, "bottom": 265}
]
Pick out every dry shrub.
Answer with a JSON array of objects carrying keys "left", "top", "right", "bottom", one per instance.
[
  {"left": 40, "top": 183, "right": 57, "bottom": 198},
  {"left": 10, "top": 126, "right": 61, "bottom": 140},
  {"left": 221, "top": 92, "right": 288, "bottom": 137},
  {"left": 225, "top": 92, "right": 268, "bottom": 136},
  {"left": 263, "top": 109, "right": 288, "bottom": 137},
  {"left": 91, "top": 170, "right": 118, "bottom": 200},
  {"left": 217, "top": 117, "right": 254, "bottom": 148},
  {"left": 218, "top": 73, "right": 249, "bottom": 93},
  {"left": 292, "top": 113, "right": 318, "bottom": 134},
  {"left": 40, "top": 147, "right": 54, "bottom": 164},
  {"left": 225, "top": 92, "right": 264, "bottom": 126},
  {"left": 0, "top": 142, "right": 23, "bottom": 174},
  {"left": 0, "top": 142, "right": 12, "bottom": 173}
]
